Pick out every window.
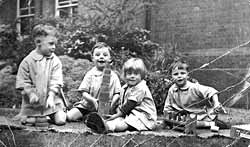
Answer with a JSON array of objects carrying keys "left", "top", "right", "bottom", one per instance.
[
  {"left": 16, "top": 0, "right": 35, "bottom": 35},
  {"left": 55, "top": 0, "right": 78, "bottom": 18}
]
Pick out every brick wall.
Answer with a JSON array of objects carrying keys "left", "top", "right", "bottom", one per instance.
[
  {"left": 150, "top": 0, "right": 250, "bottom": 51},
  {"left": 149, "top": 0, "right": 250, "bottom": 108},
  {"left": 0, "top": 0, "right": 16, "bottom": 25},
  {"left": 2, "top": 0, "right": 250, "bottom": 50},
  {"left": 78, "top": 0, "right": 145, "bottom": 30}
]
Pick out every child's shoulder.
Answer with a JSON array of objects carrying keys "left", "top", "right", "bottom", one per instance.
[
  {"left": 84, "top": 67, "right": 97, "bottom": 75},
  {"left": 52, "top": 54, "right": 61, "bottom": 61},
  {"left": 22, "top": 50, "right": 60, "bottom": 62},
  {"left": 186, "top": 81, "right": 217, "bottom": 92},
  {"left": 20, "top": 50, "right": 37, "bottom": 63},
  {"left": 110, "top": 70, "right": 120, "bottom": 79},
  {"left": 169, "top": 81, "right": 199, "bottom": 91},
  {"left": 128, "top": 80, "right": 149, "bottom": 92}
]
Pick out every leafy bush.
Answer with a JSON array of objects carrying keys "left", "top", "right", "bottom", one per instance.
[
  {"left": 0, "top": 24, "right": 36, "bottom": 71},
  {"left": 146, "top": 72, "right": 172, "bottom": 115},
  {"left": 0, "top": 25, "right": 19, "bottom": 60},
  {"left": 59, "top": 55, "right": 94, "bottom": 107},
  {"left": 0, "top": 64, "right": 20, "bottom": 108}
]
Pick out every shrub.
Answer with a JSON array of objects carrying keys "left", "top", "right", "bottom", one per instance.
[
  {"left": 146, "top": 72, "right": 172, "bottom": 115},
  {"left": 59, "top": 55, "right": 94, "bottom": 107},
  {"left": 0, "top": 64, "right": 21, "bottom": 108},
  {"left": 0, "top": 25, "right": 19, "bottom": 60}
]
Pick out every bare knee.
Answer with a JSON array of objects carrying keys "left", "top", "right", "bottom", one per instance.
[
  {"left": 66, "top": 108, "right": 82, "bottom": 122},
  {"left": 53, "top": 110, "right": 66, "bottom": 125},
  {"left": 107, "top": 117, "right": 128, "bottom": 132}
]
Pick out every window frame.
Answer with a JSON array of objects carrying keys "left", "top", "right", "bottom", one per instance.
[
  {"left": 16, "top": 0, "right": 35, "bottom": 35},
  {"left": 55, "top": 0, "right": 78, "bottom": 18}
]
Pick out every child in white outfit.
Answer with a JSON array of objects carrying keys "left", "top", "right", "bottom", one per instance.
[
  {"left": 66, "top": 42, "right": 121, "bottom": 122},
  {"left": 15, "top": 24, "right": 66, "bottom": 125}
]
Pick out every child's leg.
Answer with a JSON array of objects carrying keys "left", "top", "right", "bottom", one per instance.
[
  {"left": 106, "top": 117, "right": 129, "bottom": 132},
  {"left": 67, "top": 107, "right": 90, "bottom": 121},
  {"left": 66, "top": 108, "right": 83, "bottom": 121},
  {"left": 50, "top": 110, "right": 66, "bottom": 125}
]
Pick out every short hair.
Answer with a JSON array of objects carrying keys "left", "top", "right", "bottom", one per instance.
[
  {"left": 122, "top": 58, "right": 147, "bottom": 80},
  {"left": 91, "top": 42, "right": 112, "bottom": 55},
  {"left": 32, "top": 24, "right": 58, "bottom": 39},
  {"left": 169, "top": 59, "right": 189, "bottom": 74}
]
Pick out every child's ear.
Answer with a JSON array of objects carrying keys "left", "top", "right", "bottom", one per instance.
[
  {"left": 37, "top": 43, "right": 41, "bottom": 48},
  {"left": 34, "top": 39, "right": 41, "bottom": 48}
]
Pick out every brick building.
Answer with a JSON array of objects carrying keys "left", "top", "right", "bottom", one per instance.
[{"left": 1, "top": 0, "right": 250, "bottom": 52}]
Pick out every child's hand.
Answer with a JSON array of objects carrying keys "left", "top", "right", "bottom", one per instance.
[
  {"left": 106, "top": 114, "right": 116, "bottom": 121},
  {"left": 110, "top": 101, "right": 116, "bottom": 109},
  {"left": 92, "top": 99, "right": 98, "bottom": 111},
  {"left": 213, "top": 104, "right": 227, "bottom": 114},
  {"left": 109, "top": 102, "right": 118, "bottom": 114},
  {"left": 29, "top": 93, "right": 39, "bottom": 104},
  {"left": 46, "top": 95, "right": 55, "bottom": 109},
  {"left": 213, "top": 102, "right": 221, "bottom": 108}
]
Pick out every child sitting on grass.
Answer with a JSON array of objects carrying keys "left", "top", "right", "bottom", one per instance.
[
  {"left": 86, "top": 58, "right": 157, "bottom": 133},
  {"left": 163, "top": 59, "right": 228, "bottom": 130},
  {"left": 66, "top": 42, "right": 121, "bottom": 122},
  {"left": 15, "top": 24, "right": 66, "bottom": 126}
]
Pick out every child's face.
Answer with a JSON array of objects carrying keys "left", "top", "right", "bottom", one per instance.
[
  {"left": 36, "top": 35, "right": 57, "bottom": 57},
  {"left": 92, "top": 47, "right": 111, "bottom": 70},
  {"left": 171, "top": 67, "right": 189, "bottom": 88},
  {"left": 125, "top": 70, "right": 142, "bottom": 87}
]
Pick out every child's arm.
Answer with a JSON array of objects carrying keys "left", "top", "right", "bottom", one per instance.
[
  {"left": 77, "top": 69, "right": 98, "bottom": 108},
  {"left": 210, "top": 94, "right": 227, "bottom": 114},
  {"left": 108, "top": 100, "right": 137, "bottom": 121},
  {"left": 48, "top": 58, "right": 63, "bottom": 96},
  {"left": 110, "top": 94, "right": 120, "bottom": 114},
  {"left": 110, "top": 72, "right": 122, "bottom": 114},
  {"left": 46, "top": 91, "right": 56, "bottom": 109},
  {"left": 111, "top": 94, "right": 120, "bottom": 107},
  {"left": 163, "top": 90, "right": 176, "bottom": 118},
  {"left": 16, "top": 60, "right": 39, "bottom": 104},
  {"left": 82, "top": 91, "right": 98, "bottom": 110},
  {"left": 46, "top": 58, "right": 63, "bottom": 108},
  {"left": 211, "top": 94, "right": 221, "bottom": 108},
  {"left": 196, "top": 84, "right": 225, "bottom": 113},
  {"left": 108, "top": 108, "right": 123, "bottom": 121}
]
